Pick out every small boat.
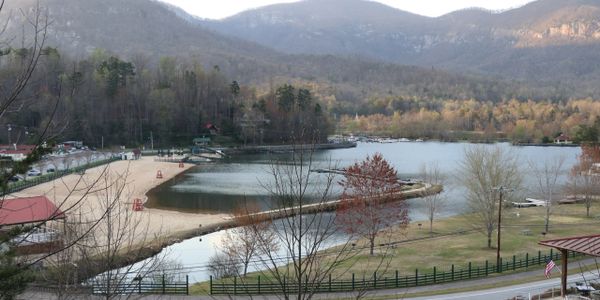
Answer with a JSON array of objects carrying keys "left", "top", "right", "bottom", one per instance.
[{"left": 512, "top": 198, "right": 547, "bottom": 208}]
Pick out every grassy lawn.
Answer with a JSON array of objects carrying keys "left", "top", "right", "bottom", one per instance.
[
  {"left": 342, "top": 203, "right": 600, "bottom": 276},
  {"left": 191, "top": 203, "right": 600, "bottom": 295}
]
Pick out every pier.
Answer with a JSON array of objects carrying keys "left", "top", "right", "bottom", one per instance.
[{"left": 184, "top": 182, "right": 443, "bottom": 238}]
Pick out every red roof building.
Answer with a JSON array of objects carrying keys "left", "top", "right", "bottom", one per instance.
[
  {"left": 0, "top": 196, "right": 66, "bottom": 227},
  {"left": 0, "top": 144, "right": 36, "bottom": 151},
  {"left": 0, "top": 144, "right": 36, "bottom": 161}
]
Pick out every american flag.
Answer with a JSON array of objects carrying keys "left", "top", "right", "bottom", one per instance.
[{"left": 544, "top": 260, "right": 556, "bottom": 278}]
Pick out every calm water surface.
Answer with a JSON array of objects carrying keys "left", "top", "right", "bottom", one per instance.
[
  {"left": 148, "top": 142, "right": 580, "bottom": 219},
  {"left": 143, "top": 142, "right": 581, "bottom": 282}
]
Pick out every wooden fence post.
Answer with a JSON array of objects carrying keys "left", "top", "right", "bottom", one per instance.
[
  {"left": 352, "top": 273, "right": 355, "bottom": 290},
  {"left": 234, "top": 277, "right": 237, "bottom": 295},
  {"left": 209, "top": 276, "right": 212, "bottom": 295},
  {"left": 451, "top": 264, "right": 455, "bottom": 281},
  {"left": 468, "top": 262, "right": 472, "bottom": 279},
  {"left": 513, "top": 255, "right": 516, "bottom": 271},
  {"left": 258, "top": 276, "right": 261, "bottom": 294},
  {"left": 162, "top": 274, "right": 166, "bottom": 294},
  {"left": 526, "top": 253, "right": 529, "bottom": 269},
  {"left": 329, "top": 274, "right": 332, "bottom": 292},
  {"left": 433, "top": 266, "right": 437, "bottom": 283},
  {"left": 415, "top": 269, "right": 418, "bottom": 286},
  {"left": 485, "top": 260, "right": 489, "bottom": 276},
  {"left": 538, "top": 250, "right": 542, "bottom": 265},
  {"left": 305, "top": 275, "right": 309, "bottom": 293},
  {"left": 186, "top": 275, "right": 189, "bottom": 295},
  {"left": 395, "top": 270, "right": 399, "bottom": 288},
  {"left": 373, "top": 272, "right": 377, "bottom": 289}
]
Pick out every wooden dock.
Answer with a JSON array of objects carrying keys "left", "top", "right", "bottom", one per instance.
[
  {"left": 224, "top": 142, "right": 357, "bottom": 155},
  {"left": 186, "top": 183, "right": 443, "bottom": 237}
]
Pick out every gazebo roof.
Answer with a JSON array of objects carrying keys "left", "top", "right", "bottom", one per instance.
[
  {"left": 539, "top": 234, "right": 600, "bottom": 257},
  {"left": 0, "top": 196, "right": 65, "bottom": 226}
]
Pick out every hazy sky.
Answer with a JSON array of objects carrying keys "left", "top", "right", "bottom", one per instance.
[{"left": 159, "top": 0, "right": 537, "bottom": 20}]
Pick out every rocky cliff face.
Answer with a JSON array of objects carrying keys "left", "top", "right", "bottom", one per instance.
[{"left": 514, "top": 5, "right": 600, "bottom": 47}]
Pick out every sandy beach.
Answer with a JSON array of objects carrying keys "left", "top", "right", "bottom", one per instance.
[{"left": 12, "top": 156, "right": 230, "bottom": 245}]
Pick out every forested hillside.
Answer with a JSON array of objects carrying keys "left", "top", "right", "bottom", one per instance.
[
  {"left": 2, "top": 0, "right": 600, "bottom": 145},
  {"left": 1, "top": 49, "right": 329, "bottom": 147},
  {"left": 338, "top": 98, "right": 600, "bottom": 143}
]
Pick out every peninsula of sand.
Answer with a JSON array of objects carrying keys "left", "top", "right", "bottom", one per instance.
[
  {"left": 11, "top": 156, "right": 441, "bottom": 254},
  {"left": 12, "top": 156, "right": 229, "bottom": 244}
]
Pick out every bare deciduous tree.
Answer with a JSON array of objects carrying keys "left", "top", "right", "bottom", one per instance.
[
  {"left": 208, "top": 252, "right": 240, "bottom": 280},
  {"left": 459, "top": 146, "right": 522, "bottom": 248},
  {"left": 419, "top": 162, "right": 446, "bottom": 235},
  {"left": 208, "top": 144, "right": 401, "bottom": 300},
  {"left": 219, "top": 203, "right": 278, "bottom": 276},
  {"left": 75, "top": 169, "right": 167, "bottom": 300},
  {"left": 528, "top": 156, "right": 566, "bottom": 233}
]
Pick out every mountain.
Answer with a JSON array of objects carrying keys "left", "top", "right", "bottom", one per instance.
[
  {"left": 203, "top": 0, "right": 433, "bottom": 63},
  {"left": 1, "top": 0, "right": 561, "bottom": 103},
  {"left": 204, "top": 0, "right": 600, "bottom": 82},
  {"left": 2, "top": 0, "right": 282, "bottom": 65}
]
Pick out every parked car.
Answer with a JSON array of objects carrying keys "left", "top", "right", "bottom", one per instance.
[
  {"left": 9, "top": 175, "right": 23, "bottom": 182},
  {"left": 45, "top": 167, "right": 55, "bottom": 173},
  {"left": 26, "top": 169, "right": 42, "bottom": 177}
]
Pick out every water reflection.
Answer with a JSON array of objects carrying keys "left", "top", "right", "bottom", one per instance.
[{"left": 141, "top": 142, "right": 581, "bottom": 282}]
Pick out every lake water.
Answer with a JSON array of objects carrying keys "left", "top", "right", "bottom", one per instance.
[{"left": 142, "top": 142, "right": 581, "bottom": 283}]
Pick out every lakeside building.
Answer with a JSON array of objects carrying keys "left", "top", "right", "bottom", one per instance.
[
  {"left": 554, "top": 134, "right": 573, "bottom": 145},
  {"left": 0, "top": 196, "right": 65, "bottom": 255},
  {"left": 0, "top": 144, "right": 36, "bottom": 161}
]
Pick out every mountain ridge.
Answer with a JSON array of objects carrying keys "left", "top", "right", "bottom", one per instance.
[
  {"left": 202, "top": 0, "right": 600, "bottom": 81},
  {"left": 2, "top": 0, "right": 599, "bottom": 103}
]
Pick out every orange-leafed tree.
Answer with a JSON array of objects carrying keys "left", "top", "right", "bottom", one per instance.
[
  {"left": 336, "top": 153, "right": 409, "bottom": 256},
  {"left": 570, "top": 144, "right": 600, "bottom": 217}
]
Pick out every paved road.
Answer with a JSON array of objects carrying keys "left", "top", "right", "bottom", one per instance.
[
  {"left": 313, "top": 258, "right": 600, "bottom": 300},
  {"left": 407, "top": 271, "right": 598, "bottom": 300}
]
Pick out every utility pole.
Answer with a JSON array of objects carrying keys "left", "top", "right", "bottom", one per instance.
[
  {"left": 494, "top": 186, "right": 512, "bottom": 272},
  {"left": 150, "top": 131, "right": 154, "bottom": 150},
  {"left": 496, "top": 188, "right": 503, "bottom": 272}
]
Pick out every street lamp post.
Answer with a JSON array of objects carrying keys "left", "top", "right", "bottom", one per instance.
[{"left": 7, "top": 124, "right": 12, "bottom": 145}]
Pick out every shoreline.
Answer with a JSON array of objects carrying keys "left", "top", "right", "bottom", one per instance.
[
  {"left": 14, "top": 156, "right": 231, "bottom": 247},
  {"left": 15, "top": 155, "right": 440, "bottom": 280}
]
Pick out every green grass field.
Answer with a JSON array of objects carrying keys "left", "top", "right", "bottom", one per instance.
[{"left": 190, "top": 202, "right": 600, "bottom": 295}]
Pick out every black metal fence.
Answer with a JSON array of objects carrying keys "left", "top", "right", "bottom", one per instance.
[
  {"left": 91, "top": 275, "right": 189, "bottom": 295},
  {"left": 3, "top": 157, "right": 119, "bottom": 195},
  {"left": 210, "top": 249, "right": 580, "bottom": 295}
]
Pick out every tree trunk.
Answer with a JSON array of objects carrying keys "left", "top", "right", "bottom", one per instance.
[
  {"left": 487, "top": 231, "right": 492, "bottom": 248},
  {"left": 429, "top": 219, "right": 433, "bottom": 236},
  {"left": 587, "top": 203, "right": 591, "bottom": 218},
  {"left": 369, "top": 237, "right": 375, "bottom": 256}
]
